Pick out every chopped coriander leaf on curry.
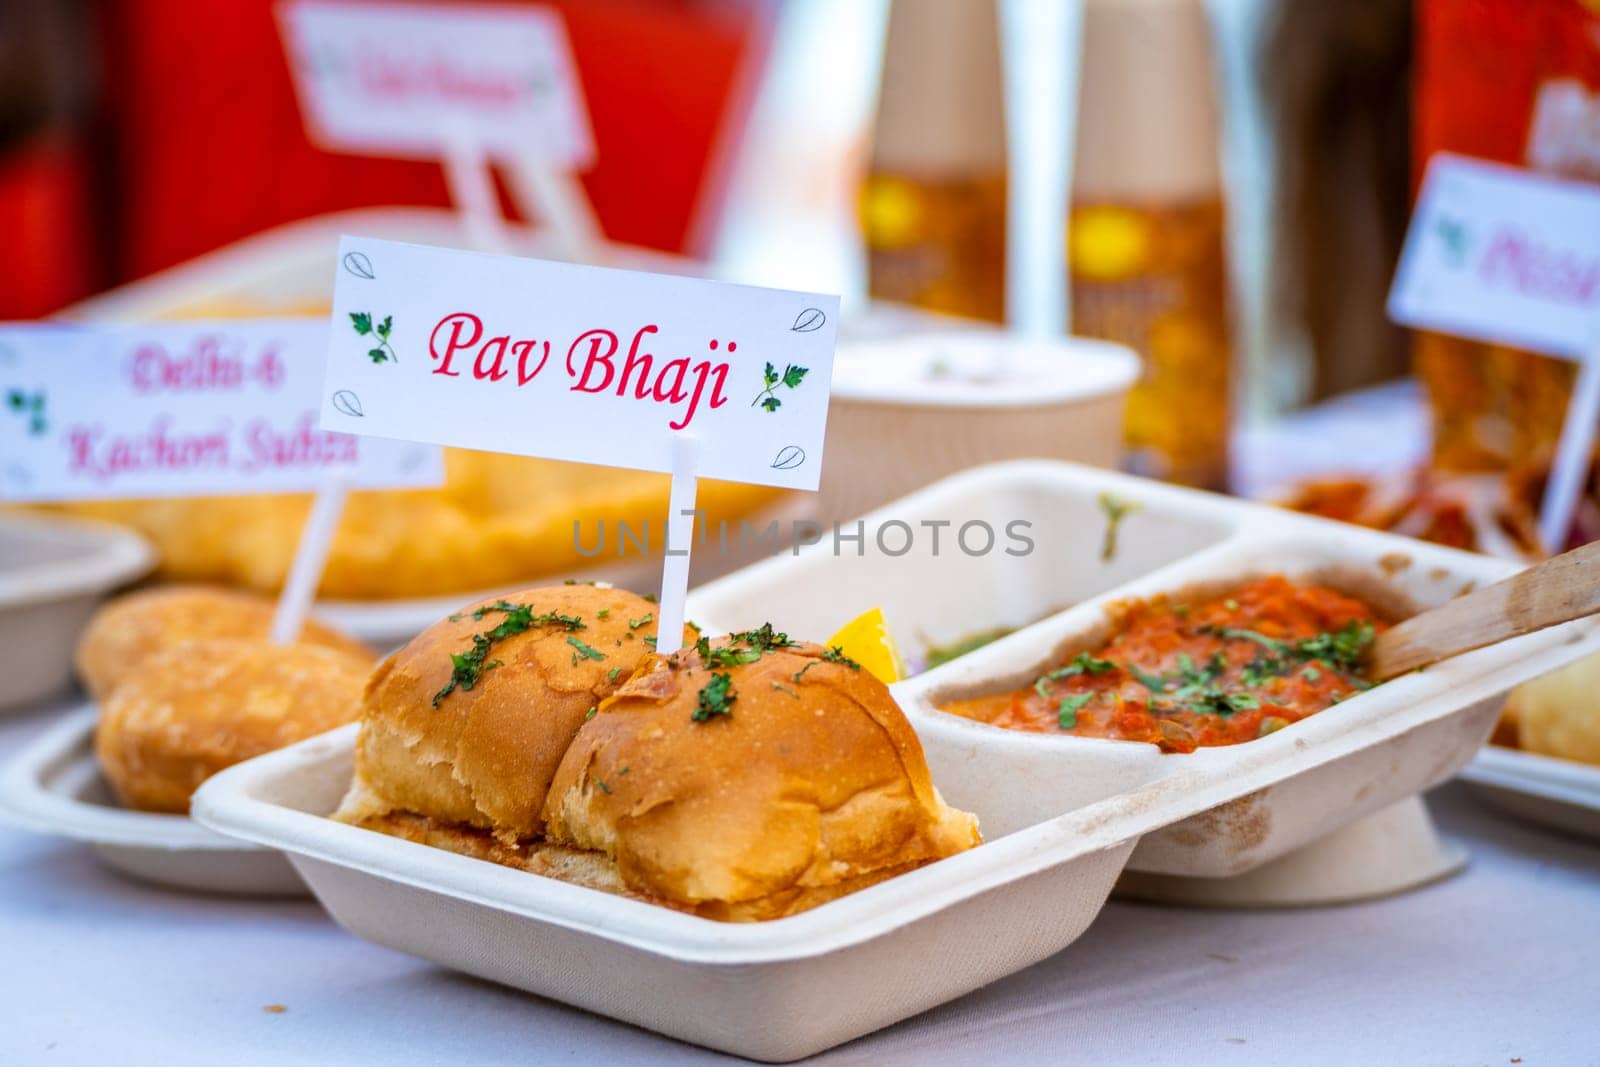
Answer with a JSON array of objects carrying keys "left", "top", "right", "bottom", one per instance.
[{"left": 940, "top": 576, "right": 1383, "bottom": 753}]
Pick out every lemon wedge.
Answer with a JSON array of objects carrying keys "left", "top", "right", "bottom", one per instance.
[{"left": 826, "top": 607, "right": 909, "bottom": 684}]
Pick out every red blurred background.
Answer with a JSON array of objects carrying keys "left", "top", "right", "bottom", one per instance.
[{"left": 0, "top": 0, "right": 776, "bottom": 319}]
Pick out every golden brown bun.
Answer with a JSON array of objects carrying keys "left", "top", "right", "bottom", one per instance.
[
  {"left": 1504, "top": 654, "right": 1600, "bottom": 766},
  {"left": 336, "top": 585, "right": 688, "bottom": 840},
  {"left": 95, "top": 639, "right": 369, "bottom": 813},
  {"left": 543, "top": 637, "right": 981, "bottom": 920},
  {"left": 74, "top": 584, "right": 376, "bottom": 700}
]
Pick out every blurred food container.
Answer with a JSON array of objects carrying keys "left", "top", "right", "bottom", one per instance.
[
  {"left": 0, "top": 514, "right": 153, "bottom": 711},
  {"left": 861, "top": 0, "right": 1007, "bottom": 322},
  {"left": 60, "top": 207, "right": 695, "bottom": 322},
  {"left": 814, "top": 332, "right": 1138, "bottom": 527},
  {"left": 1070, "top": 0, "right": 1232, "bottom": 489}
]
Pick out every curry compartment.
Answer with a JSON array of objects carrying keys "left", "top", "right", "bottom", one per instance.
[
  {"left": 693, "top": 459, "right": 1600, "bottom": 869},
  {"left": 188, "top": 461, "right": 1600, "bottom": 1061}
]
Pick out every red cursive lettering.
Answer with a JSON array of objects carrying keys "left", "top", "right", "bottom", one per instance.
[{"left": 429, "top": 312, "right": 481, "bottom": 377}]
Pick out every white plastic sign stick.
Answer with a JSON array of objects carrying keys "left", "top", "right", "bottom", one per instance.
[
  {"left": 270, "top": 475, "right": 350, "bottom": 644},
  {"left": 1389, "top": 153, "right": 1600, "bottom": 553},
  {"left": 321, "top": 237, "right": 840, "bottom": 491},
  {"left": 1542, "top": 334, "right": 1600, "bottom": 554},
  {"left": 441, "top": 130, "right": 508, "bottom": 253},
  {"left": 507, "top": 156, "right": 605, "bottom": 258},
  {"left": 999, "top": 0, "right": 1085, "bottom": 337},
  {"left": 276, "top": 0, "right": 594, "bottom": 168},
  {"left": 0, "top": 321, "right": 444, "bottom": 502},
  {"left": 653, "top": 434, "right": 702, "bottom": 657}
]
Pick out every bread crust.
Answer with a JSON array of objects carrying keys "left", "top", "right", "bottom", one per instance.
[
  {"left": 338, "top": 585, "right": 687, "bottom": 840},
  {"left": 95, "top": 638, "right": 369, "bottom": 813},
  {"left": 542, "top": 639, "right": 981, "bottom": 919},
  {"left": 75, "top": 584, "right": 375, "bottom": 700},
  {"left": 349, "top": 810, "right": 930, "bottom": 921}
]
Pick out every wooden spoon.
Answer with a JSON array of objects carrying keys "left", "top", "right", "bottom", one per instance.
[{"left": 1371, "top": 540, "right": 1600, "bottom": 681}]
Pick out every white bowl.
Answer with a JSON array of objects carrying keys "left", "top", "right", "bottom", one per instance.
[
  {"left": 813, "top": 332, "right": 1138, "bottom": 528},
  {"left": 0, "top": 514, "right": 154, "bottom": 712}
]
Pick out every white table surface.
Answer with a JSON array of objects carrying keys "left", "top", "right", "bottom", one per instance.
[{"left": 2, "top": 698, "right": 1596, "bottom": 1067}]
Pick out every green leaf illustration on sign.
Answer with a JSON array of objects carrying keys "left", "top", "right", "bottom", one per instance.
[{"left": 351, "top": 311, "right": 398, "bottom": 363}]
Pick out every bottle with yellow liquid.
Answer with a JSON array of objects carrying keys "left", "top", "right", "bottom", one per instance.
[
  {"left": 1069, "top": 0, "right": 1232, "bottom": 489},
  {"left": 861, "top": 0, "right": 1007, "bottom": 323}
]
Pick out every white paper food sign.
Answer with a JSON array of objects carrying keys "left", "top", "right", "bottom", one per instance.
[
  {"left": 0, "top": 322, "right": 444, "bottom": 502},
  {"left": 1389, "top": 153, "right": 1600, "bottom": 359},
  {"left": 322, "top": 238, "right": 840, "bottom": 489},
  {"left": 276, "top": 0, "right": 594, "bottom": 166}
]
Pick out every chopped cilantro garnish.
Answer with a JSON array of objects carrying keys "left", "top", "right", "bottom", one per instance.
[
  {"left": 593, "top": 776, "right": 610, "bottom": 794},
  {"left": 732, "top": 622, "right": 795, "bottom": 652},
  {"left": 432, "top": 603, "right": 585, "bottom": 706},
  {"left": 1098, "top": 492, "right": 1140, "bottom": 562},
  {"left": 568, "top": 636, "right": 606, "bottom": 664},
  {"left": 771, "top": 682, "right": 801, "bottom": 699},
  {"left": 596, "top": 608, "right": 610, "bottom": 619},
  {"left": 607, "top": 666, "right": 622, "bottom": 681},
  {"left": 1128, "top": 664, "right": 1170, "bottom": 693},
  {"left": 584, "top": 706, "right": 597, "bottom": 720},
  {"left": 697, "top": 638, "right": 761, "bottom": 668},
  {"left": 693, "top": 672, "right": 736, "bottom": 721},
  {"left": 1033, "top": 651, "right": 1117, "bottom": 698},
  {"left": 1292, "top": 620, "right": 1375, "bottom": 673},
  {"left": 821, "top": 645, "right": 861, "bottom": 670},
  {"left": 1211, "top": 626, "right": 1287, "bottom": 655},
  {"left": 629, "top": 613, "right": 654, "bottom": 629},
  {"left": 1057, "top": 692, "right": 1093, "bottom": 729}
]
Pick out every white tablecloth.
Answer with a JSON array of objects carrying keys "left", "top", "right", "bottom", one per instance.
[{"left": 2, "top": 699, "right": 1595, "bottom": 1067}]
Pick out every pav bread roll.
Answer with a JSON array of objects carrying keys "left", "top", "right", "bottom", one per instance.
[
  {"left": 1502, "top": 654, "right": 1600, "bottom": 766},
  {"left": 543, "top": 630, "right": 982, "bottom": 920},
  {"left": 338, "top": 609, "right": 981, "bottom": 920},
  {"left": 336, "top": 584, "right": 686, "bottom": 840},
  {"left": 96, "top": 639, "right": 370, "bottom": 813},
  {"left": 75, "top": 584, "right": 375, "bottom": 700}
]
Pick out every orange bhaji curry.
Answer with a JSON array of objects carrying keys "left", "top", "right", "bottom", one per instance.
[{"left": 941, "top": 576, "right": 1385, "bottom": 753}]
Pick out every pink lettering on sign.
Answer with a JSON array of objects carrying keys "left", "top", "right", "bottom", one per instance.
[
  {"left": 563, "top": 325, "right": 731, "bottom": 431},
  {"left": 242, "top": 413, "right": 360, "bottom": 472},
  {"left": 1477, "top": 229, "right": 1600, "bottom": 308},
  {"left": 66, "top": 418, "right": 232, "bottom": 480},
  {"left": 127, "top": 335, "right": 287, "bottom": 394},
  {"left": 430, "top": 312, "right": 552, "bottom": 383},
  {"left": 354, "top": 52, "right": 522, "bottom": 109},
  {"left": 432, "top": 314, "right": 736, "bottom": 432}
]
